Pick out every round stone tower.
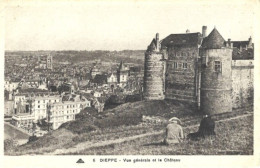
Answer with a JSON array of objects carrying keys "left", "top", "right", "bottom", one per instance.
[
  {"left": 200, "top": 28, "right": 233, "bottom": 115},
  {"left": 143, "top": 33, "right": 165, "bottom": 100}
]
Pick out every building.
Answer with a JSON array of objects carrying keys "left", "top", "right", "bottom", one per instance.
[
  {"left": 143, "top": 33, "right": 165, "bottom": 100},
  {"left": 5, "top": 79, "right": 20, "bottom": 92},
  {"left": 48, "top": 94, "right": 91, "bottom": 129},
  {"left": 199, "top": 28, "right": 233, "bottom": 114},
  {"left": 4, "top": 100, "right": 14, "bottom": 116},
  {"left": 91, "top": 74, "right": 107, "bottom": 87},
  {"left": 117, "top": 61, "right": 129, "bottom": 87},
  {"left": 37, "top": 54, "right": 53, "bottom": 70},
  {"left": 107, "top": 73, "right": 118, "bottom": 90},
  {"left": 46, "top": 54, "right": 53, "bottom": 70},
  {"left": 31, "top": 93, "right": 61, "bottom": 120},
  {"left": 144, "top": 26, "right": 254, "bottom": 114},
  {"left": 231, "top": 37, "right": 254, "bottom": 109},
  {"left": 161, "top": 31, "right": 202, "bottom": 103},
  {"left": 93, "top": 97, "right": 106, "bottom": 112},
  {"left": 90, "top": 64, "right": 101, "bottom": 78},
  {"left": 12, "top": 113, "right": 35, "bottom": 130}
]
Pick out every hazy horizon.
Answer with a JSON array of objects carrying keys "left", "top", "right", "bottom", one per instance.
[{"left": 4, "top": 0, "right": 256, "bottom": 51}]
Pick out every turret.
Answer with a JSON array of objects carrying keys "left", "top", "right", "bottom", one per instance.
[
  {"left": 143, "top": 33, "right": 165, "bottom": 100},
  {"left": 200, "top": 28, "right": 232, "bottom": 115}
]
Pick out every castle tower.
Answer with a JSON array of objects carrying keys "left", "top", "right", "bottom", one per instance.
[
  {"left": 200, "top": 28, "right": 233, "bottom": 115},
  {"left": 143, "top": 33, "right": 165, "bottom": 100}
]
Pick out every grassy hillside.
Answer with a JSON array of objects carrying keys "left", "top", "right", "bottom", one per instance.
[
  {"left": 69, "top": 115, "right": 253, "bottom": 155},
  {"left": 5, "top": 100, "right": 196, "bottom": 155},
  {"left": 61, "top": 100, "right": 196, "bottom": 134},
  {"left": 5, "top": 100, "right": 252, "bottom": 155}
]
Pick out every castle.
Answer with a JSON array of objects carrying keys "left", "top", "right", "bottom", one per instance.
[{"left": 143, "top": 26, "right": 254, "bottom": 115}]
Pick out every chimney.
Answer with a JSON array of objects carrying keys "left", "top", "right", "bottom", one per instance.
[
  {"left": 248, "top": 36, "right": 253, "bottom": 48},
  {"left": 225, "top": 42, "right": 228, "bottom": 47},
  {"left": 186, "top": 29, "right": 190, "bottom": 33},
  {"left": 227, "top": 39, "right": 231, "bottom": 47},
  {"left": 155, "top": 33, "right": 160, "bottom": 51},
  {"left": 202, "top": 26, "right": 207, "bottom": 38}
]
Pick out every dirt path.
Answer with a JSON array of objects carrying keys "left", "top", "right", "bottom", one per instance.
[{"left": 47, "top": 112, "right": 253, "bottom": 155}]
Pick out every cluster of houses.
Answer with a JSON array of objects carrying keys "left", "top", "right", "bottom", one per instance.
[{"left": 4, "top": 55, "right": 144, "bottom": 133}]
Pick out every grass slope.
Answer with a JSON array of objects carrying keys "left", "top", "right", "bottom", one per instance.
[
  {"left": 5, "top": 100, "right": 195, "bottom": 155},
  {"left": 72, "top": 115, "right": 253, "bottom": 155},
  {"left": 5, "top": 100, "right": 252, "bottom": 155}
]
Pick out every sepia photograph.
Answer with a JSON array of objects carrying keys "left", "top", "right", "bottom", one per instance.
[{"left": 1, "top": 0, "right": 260, "bottom": 167}]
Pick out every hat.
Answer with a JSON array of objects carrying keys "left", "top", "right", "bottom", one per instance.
[{"left": 169, "top": 117, "right": 181, "bottom": 124}]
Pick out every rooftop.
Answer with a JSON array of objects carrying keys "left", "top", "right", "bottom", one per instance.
[
  {"left": 161, "top": 32, "right": 202, "bottom": 47},
  {"left": 201, "top": 28, "right": 225, "bottom": 49},
  {"left": 232, "top": 48, "right": 254, "bottom": 60}
]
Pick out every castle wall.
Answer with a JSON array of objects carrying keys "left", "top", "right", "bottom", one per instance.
[
  {"left": 143, "top": 52, "right": 165, "bottom": 100},
  {"left": 231, "top": 60, "right": 254, "bottom": 108},
  {"left": 165, "top": 45, "right": 199, "bottom": 103},
  {"left": 200, "top": 48, "right": 233, "bottom": 115}
]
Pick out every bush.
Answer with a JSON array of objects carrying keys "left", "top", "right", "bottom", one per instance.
[
  {"left": 4, "top": 139, "right": 16, "bottom": 152},
  {"left": 28, "top": 135, "right": 38, "bottom": 143}
]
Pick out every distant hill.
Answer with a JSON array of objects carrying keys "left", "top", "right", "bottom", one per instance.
[{"left": 5, "top": 50, "right": 145, "bottom": 65}]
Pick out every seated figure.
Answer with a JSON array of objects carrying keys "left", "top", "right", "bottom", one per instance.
[
  {"left": 163, "top": 117, "right": 184, "bottom": 145},
  {"left": 187, "top": 114, "right": 216, "bottom": 141}
]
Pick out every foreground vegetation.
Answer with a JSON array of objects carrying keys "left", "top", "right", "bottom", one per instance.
[
  {"left": 70, "top": 115, "right": 253, "bottom": 155},
  {"left": 5, "top": 100, "right": 196, "bottom": 155},
  {"left": 4, "top": 99, "right": 253, "bottom": 155}
]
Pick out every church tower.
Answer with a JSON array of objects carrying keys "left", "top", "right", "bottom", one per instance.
[
  {"left": 200, "top": 28, "right": 233, "bottom": 115},
  {"left": 143, "top": 33, "right": 165, "bottom": 100},
  {"left": 46, "top": 54, "right": 53, "bottom": 70}
]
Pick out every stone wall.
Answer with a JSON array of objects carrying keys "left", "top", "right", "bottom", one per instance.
[
  {"left": 143, "top": 51, "right": 165, "bottom": 100},
  {"left": 200, "top": 48, "right": 233, "bottom": 115},
  {"left": 165, "top": 45, "right": 199, "bottom": 103},
  {"left": 231, "top": 60, "right": 254, "bottom": 108}
]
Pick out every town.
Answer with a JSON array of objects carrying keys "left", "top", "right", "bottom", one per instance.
[{"left": 4, "top": 50, "right": 144, "bottom": 137}]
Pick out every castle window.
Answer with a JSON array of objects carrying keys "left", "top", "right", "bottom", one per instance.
[
  {"left": 214, "top": 61, "right": 222, "bottom": 73},
  {"left": 173, "top": 62, "right": 178, "bottom": 69},
  {"left": 183, "top": 63, "right": 188, "bottom": 69}
]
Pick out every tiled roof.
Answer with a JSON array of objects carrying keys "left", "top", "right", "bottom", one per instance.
[
  {"left": 19, "top": 88, "right": 49, "bottom": 93},
  {"left": 232, "top": 48, "right": 254, "bottom": 60},
  {"left": 201, "top": 28, "right": 225, "bottom": 49},
  {"left": 92, "top": 74, "right": 107, "bottom": 84},
  {"left": 231, "top": 41, "right": 249, "bottom": 48},
  {"left": 161, "top": 32, "right": 202, "bottom": 47}
]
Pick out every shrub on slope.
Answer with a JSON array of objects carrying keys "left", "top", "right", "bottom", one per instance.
[{"left": 61, "top": 99, "right": 195, "bottom": 134}]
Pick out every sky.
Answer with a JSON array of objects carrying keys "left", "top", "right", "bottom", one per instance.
[{"left": 4, "top": 0, "right": 257, "bottom": 51}]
